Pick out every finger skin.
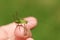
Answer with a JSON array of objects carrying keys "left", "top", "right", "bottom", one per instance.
[
  {"left": 0, "top": 22, "right": 17, "bottom": 40},
  {"left": 0, "top": 29, "right": 8, "bottom": 40},
  {"left": 24, "top": 16, "right": 37, "bottom": 29}
]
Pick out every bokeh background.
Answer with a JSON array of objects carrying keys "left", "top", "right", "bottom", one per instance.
[{"left": 0, "top": 0, "right": 60, "bottom": 40}]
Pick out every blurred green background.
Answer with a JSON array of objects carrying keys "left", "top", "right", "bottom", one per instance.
[{"left": 0, "top": 0, "right": 60, "bottom": 40}]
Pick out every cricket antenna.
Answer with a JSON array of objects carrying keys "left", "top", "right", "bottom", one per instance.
[
  {"left": 15, "top": 11, "right": 21, "bottom": 23},
  {"left": 15, "top": 11, "right": 19, "bottom": 20}
]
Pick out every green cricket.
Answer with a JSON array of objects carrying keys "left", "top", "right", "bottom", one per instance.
[{"left": 14, "top": 11, "right": 27, "bottom": 24}]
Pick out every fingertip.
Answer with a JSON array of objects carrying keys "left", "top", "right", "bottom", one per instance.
[{"left": 24, "top": 16, "right": 37, "bottom": 29}]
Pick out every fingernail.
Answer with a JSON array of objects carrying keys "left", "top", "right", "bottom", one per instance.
[{"left": 26, "top": 38, "right": 34, "bottom": 40}]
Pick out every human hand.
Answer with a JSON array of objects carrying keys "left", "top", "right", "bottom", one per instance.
[{"left": 0, "top": 17, "right": 37, "bottom": 40}]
